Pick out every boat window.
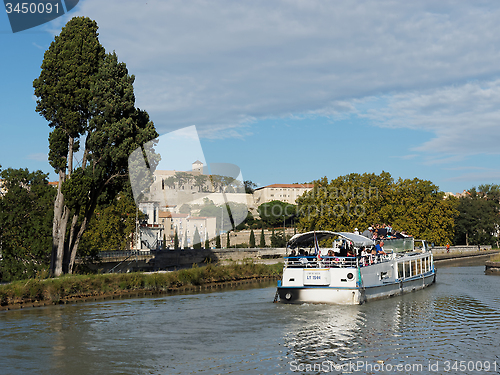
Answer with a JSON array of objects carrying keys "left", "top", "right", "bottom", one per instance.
[
  {"left": 417, "top": 259, "right": 422, "bottom": 275},
  {"left": 405, "top": 261, "right": 411, "bottom": 278},
  {"left": 398, "top": 263, "right": 404, "bottom": 279},
  {"left": 412, "top": 260, "right": 418, "bottom": 276}
]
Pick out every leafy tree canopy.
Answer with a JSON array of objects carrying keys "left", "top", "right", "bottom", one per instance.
[
  {"left": 33, "top": 17, "right": 159, "bottom": 275},
  {"left": 453, "top": 184, "right": 500, "bottom": 246},
  {"left": 258, "top": 200, "right": 296, "bottom": 228},
  {"left": 296, "top": 172, "right": 458, "bottom": 245},
  {"left": 0, "top": 168, "right": 56, "bottom": 281}
]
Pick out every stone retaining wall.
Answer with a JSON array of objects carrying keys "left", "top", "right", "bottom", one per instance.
[
  {"left": 431, "top": 245, "right": 492, "bottom": 255},
  {"left": 485, "top": 261, "right": 500, "bottom": 275}
]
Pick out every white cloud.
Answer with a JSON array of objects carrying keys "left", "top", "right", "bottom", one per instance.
[
  {"left": 58, "top": 0, "right": 500, "bottom": 153},
  {"left": 26, "top": 153, "right": 47, "bottom": 162},
  {"left": 356, "top": 80, "right": 500, "bottom": 155}
]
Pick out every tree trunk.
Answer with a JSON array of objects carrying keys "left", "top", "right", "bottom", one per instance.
[
  {"left": 66, "top": 190, "right": 99, "bottom": 274},
  {"left": 51, "top": 170, "right": 68, "bottom": 277},
  {"left": 68, "top": 137, "right": 74, "bottom": 178},
  {"left": 64, "top": 211, "right": 80, "bottom": 274}
]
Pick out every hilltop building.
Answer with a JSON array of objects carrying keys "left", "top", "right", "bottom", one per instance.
[{"left": 253, "top": 183, "right": 314, "bottom": 206}]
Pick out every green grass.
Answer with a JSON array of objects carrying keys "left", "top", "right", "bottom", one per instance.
[
  {"left": 490, "top": 254, "right": 500, "bottom": 262},
  {"left": 0, "top": 260, "right": 283, "bottom": 307}
]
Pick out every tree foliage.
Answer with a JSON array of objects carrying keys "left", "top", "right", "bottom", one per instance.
[
  {"left": 33, "top": 17, "right": 159, "bottom": 276},
  {"left": 296, "top": 172, "right": 459, "bottom": 245},
  {"left": 193, "top": 227, "right": 202, "bottom": 249},
  {"left": 260, "top": 228, "right": 266, "bottom": 248},
  {"left": 249, "top": 229, "right": 256, "bottom": 248},
  {"left": 257, "top": 200, "right": 296, "bottom": 228},
  {"left": 453, "top": 185, "right": 500, "bottom": 246},
  {"left": 0, "top": 168, "right": 56, "bottom": 281},
  {"left": 79, "top": 189, "right": 139, "bottom": 254}
]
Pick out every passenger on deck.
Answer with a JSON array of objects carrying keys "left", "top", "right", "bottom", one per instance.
[
  {"left": 375, "top": 241, "right": 386, "bottom": 255},
  {"left": 289, "top": 250, "right": 296, "bottom": 257},
  {"left": 361, "top": 227, "right": 373, "bottom": 238}
]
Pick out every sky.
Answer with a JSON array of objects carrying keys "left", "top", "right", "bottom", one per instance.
[{"left": 1, "top": 0, "right": 500, "bottom": 193}]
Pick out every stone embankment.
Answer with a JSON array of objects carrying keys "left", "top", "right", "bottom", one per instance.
[
  {"left": 92, "top": 246, "right": 499, "bottom": 272},
  {"left": 485, "top": 261, "right": 500, "bottom": 275}
]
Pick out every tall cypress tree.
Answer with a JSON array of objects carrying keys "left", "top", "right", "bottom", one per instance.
[
  {"left": 174, "top": 228, "right": 179, "bottom": 249},
  {"left": 193, "top": 227, "right": 202, "bottom": 249},
  {"left": 33, "top": 17, "right": 158, "bottom": 275},
  {"left": 33, "top": 17, "right": 104, "bottom": 276},
  {"left": 249, "top": 229, "right": 256, "bottom": 248},
  {"left": 260, "top": 228, "right": 266, "bottom": 248},
  {"left": 205, "top": 233, "right": 210, "bottom": 249},
  {"left": 183, "top": 229, "right": 189, "bottom": 249}
]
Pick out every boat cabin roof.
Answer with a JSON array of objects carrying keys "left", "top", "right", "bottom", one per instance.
[{"left": 287, "top": 231, "right": 374, "bottom": 249}]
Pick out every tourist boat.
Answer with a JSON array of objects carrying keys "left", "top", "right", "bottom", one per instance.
[{"left": 275, "top": 231, "right": 436, "bottom": 305}]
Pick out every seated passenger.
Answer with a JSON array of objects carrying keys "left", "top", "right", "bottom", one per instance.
[
  {"left": 375, "top": 241, "right": 386, "bottom": 255},
  {"left": 289, "top": 250, "right": 296, "bottom": 257}
]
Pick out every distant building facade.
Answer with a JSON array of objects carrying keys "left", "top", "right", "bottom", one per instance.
[{"left": 253, "top": 183, "right": 314, "bottom": 206}]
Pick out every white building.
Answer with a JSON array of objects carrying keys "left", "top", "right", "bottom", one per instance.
[
  {"left": 253, "top": 183, "right": 314, "bottom": 206},
  {"left": 159, "top": 211, "right": 217, "bottom": 249}
]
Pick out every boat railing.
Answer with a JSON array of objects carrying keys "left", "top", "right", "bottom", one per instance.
[
  {"left": 284, "top": 254, "right": 395, "bottom": 269},
  {"left": 284, "top": 256, "right": 358, "bottom": 268}
]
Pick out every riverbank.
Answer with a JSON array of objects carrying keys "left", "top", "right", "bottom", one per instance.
[
  {"left": 0, "top": 261, "right": 282, "bottom": 311},
  {"left": 485, "top": 253, "right": 500, "bottom": 274},
  {"left": 433, "top": 249, "right": 499, "bottom": 262}
]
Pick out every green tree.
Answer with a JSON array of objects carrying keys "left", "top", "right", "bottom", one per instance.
[
  {"left": 296, "top": 172, "right": 458, "bottom": 245},
  {"left": 249, "top": 229, "right": 256, "bottom": 248},
  {"left": 216, "top": 233, "right": 221, "bottom": 249},
  {"left": 193, "top": 174, "right": 208, "bottom": 192},
  {"left": 79, "top": 189, "right": 139, "bottom": 254},
  {"left": 183, "top": 229, "right": 188, "bottom": 249},
  {"left": 258, "top": 200, "right": 296, "bottom": 228},
  {"left": 244, "top": 180, "right": 257, "bottom": 194},
  {"left": 205, "top": 233, "right": 210, "bottom": 249},
  {"left": 260, "top": 228, "right": 266, "bottom": 247},
  {"left": 226, "top": 231, "right": 230, "bottom": 248},
  {"left": 174, "top": 228, "right": 179, "bottom": 249},
  {"left": 454, "top": 185, "right": 500, "bottom": 246},
  {"left": 0, "top": 168, "right": 56, "bottom": 281},
  {"left": 193, "top": 227, "right": 202, "bottom": 249},
  {"left": 33, "top": 17, "right": 158, "bottom": 276}
]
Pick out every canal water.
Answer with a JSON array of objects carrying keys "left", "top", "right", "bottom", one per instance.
[{"left": 1, "top": 262, "right": 499, "bottom": 375}]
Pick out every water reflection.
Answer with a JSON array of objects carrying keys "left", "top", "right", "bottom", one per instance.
[
  {"left": 281, "top": 267, "right": 500, "bottom": 374},
  {"left": 1, "top": 267, "right": 499, "bottom": 375}
]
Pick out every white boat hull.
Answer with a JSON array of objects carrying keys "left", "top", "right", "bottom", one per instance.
[
  {"left": 277, "top": 271, "right": 436, "bottom": 305},
  {"left": 277, "top": 231, "right": 437, "bottom": 305}
]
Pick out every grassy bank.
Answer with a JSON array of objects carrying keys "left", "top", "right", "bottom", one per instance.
[
  {"left": 490, "top": 253, "right": 500, "bottom": 262},
  {"left": 0, "top": 261, "right": 283, "bottom": 308}
]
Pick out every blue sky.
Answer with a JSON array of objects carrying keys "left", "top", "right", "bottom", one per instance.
[{"left": 1, "top": 1, "right": 500, "bottom": 193}]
